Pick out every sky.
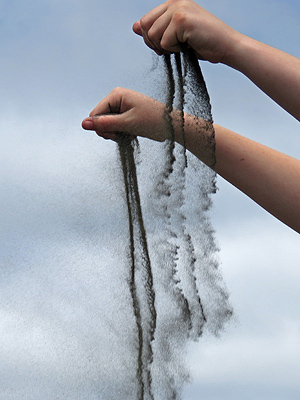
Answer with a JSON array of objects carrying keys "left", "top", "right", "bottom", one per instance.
[{"left": 1, "top": 0, "right": 300, "bottom": 399}]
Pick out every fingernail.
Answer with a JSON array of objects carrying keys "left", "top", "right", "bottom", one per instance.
[{"left": 82, "top": 118, "right": 94, "bottom": 129}]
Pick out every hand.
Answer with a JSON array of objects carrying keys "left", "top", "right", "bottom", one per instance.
[
  {"left": 82, "top": 87, "right": 170, "bottom": 142},
  {"left": 132, "top": 0, "right": 241, "bottom": 64}
]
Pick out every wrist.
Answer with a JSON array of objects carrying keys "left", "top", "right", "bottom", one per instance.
[
  {"left": 172, "top": 111, "right": 216, "bottom": 167},
  {"left": 221, "top": 31, "right": 251, "bottom": 70}
]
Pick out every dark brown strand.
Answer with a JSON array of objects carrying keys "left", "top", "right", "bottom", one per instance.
[{"left": 117, "top": 134, "right": 156, "bottom": 400}]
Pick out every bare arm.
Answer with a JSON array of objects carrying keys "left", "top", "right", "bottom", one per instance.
[
  {"left": 81, "top": 0, "right": 300, "bottom": 232},
  {"left": 82, "top": 88, "right": 300, "bottom": 233},
  {"left": 223, "top": 36, "right": 300, "bottom": 121},
  {"left": 133, "top": 0, "right": 300, "bottom": 121},
  {"left": 183, "top": 118, "right": 300, "bottom": 232}
]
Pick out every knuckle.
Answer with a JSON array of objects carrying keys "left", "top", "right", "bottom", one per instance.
[
  {"left": 140, "top": 16, "right": 149, "bottom": 31},
  {"left": 147, "top": 29, "right": 156, "bottom": 42},
  {"left": 168, "top": 0, "right": 184, "bottom": 6},
  {"left": 159, "top": 37, "right": 168, "bottom": 51},
  {"left": 172, "top": 10, "right": 188, "bottom": 26},
  {"left": 112, "top": 86, "right": 123, "bottom": 94},
  {"left": 97, "top": 116, "right": 112, "bottom": 133}
]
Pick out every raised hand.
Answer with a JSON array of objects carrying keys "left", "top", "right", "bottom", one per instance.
[
  {"left": 82, "top": 87, "right": 171, "bottom": 142},
  {"left": 132, "top": 0, "right": 240, "bottom": 63}
]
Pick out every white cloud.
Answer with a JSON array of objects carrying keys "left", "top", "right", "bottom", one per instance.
[
  {"left": 183, "top": 221, "right": 300, "bottom": 397},
  {"left": 1, "top": 0, "right": 300, "bottom": 398}
]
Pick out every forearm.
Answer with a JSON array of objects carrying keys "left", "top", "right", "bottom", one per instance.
[
  {"left": 134, "top": 0, "right": 300, "bottom": 121},
  {"left": 223, "top": 34, "right": 300, "bottom": 121},
  {"left": 174, "top": 117, "right": 300, "bottom": 233},
  {"left": 83, "top": 87, "right": 300, "bottom": 231}
]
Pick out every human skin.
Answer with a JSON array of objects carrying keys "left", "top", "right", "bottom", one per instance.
[
  {"left": 133, "top": 0, "right": 300, "bottom": 121},
  {"left": 82, "top": 0, "right": 300, "bottom": 233},
  {"left": 82, "top": 88, "right": 300, "bottom": 233}
]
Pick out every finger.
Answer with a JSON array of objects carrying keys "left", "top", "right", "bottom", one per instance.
[
  {"left": 141, "top": 29, "right": 161, "bottom": 53},
  {"left": 133, "top": 20, "right": 165, "bottom": 53},
  {"left": 132, "top": 21, "right": 142, "bottom": 36},
  {"left": 133, "top": 19, "right": 164, "bottom": 54},
  {"left": 139, "top": 3, "right": 168, "bottom": 32},
  {"left": 160, "top": 19, "right": 187, "bottom": 53},
  {"left": 89, "top": 90, "right": 123, "bottom": 117},
  {"left": 99, "top": 132, "right": 119, "bottom": 141},
  {"left": 82, "top": 116, "right": 125, "bottom": 142},
  {"left": 84, "top": 113, "right": 128, "bottom": 135},
  {"left": 85, "top": 117, "right": 136, "bottom": 142},
  {"left": 82, "top": 118, "right": 95, "bottom": 130},
  {"left": 82, "top": 118, "right": 118, "bottom": 141},
  {"left": 147, "top": 12, "right": 172, "bottom": 50},
  {"left": 134, "top": 3, "right": 168, "bottom": 54}
]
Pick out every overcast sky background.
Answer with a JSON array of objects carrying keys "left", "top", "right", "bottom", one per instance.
[{"left": 1, "top": 0, "right": 300, "bottom": 399}]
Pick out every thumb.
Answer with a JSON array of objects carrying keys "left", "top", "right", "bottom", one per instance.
[{"left": 82, "top": 114, "right": 129, "bottom": 140}]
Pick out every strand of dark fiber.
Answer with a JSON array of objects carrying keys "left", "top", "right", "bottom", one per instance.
[
  {"left": 164, "top": 51, "right": 207, "bottom": 333},
  {"left": 117, "top": 134, "right": 156, "bottom": 400}
]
